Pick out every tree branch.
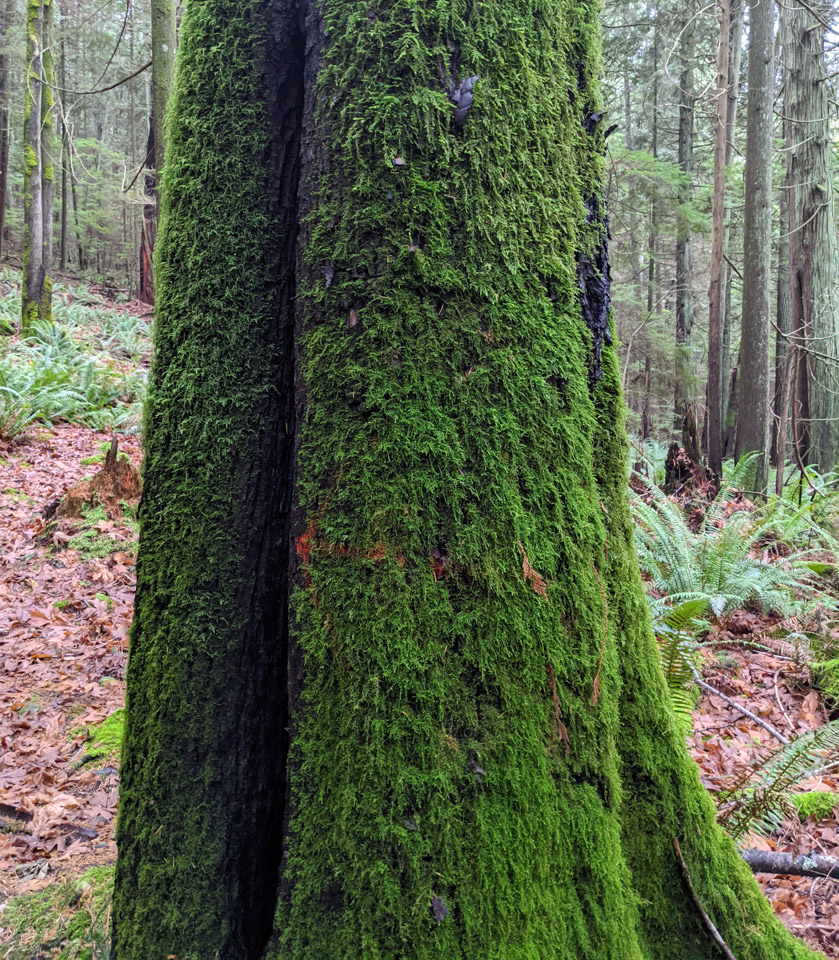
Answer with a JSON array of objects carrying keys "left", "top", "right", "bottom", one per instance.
[
  {"left": 688, "top": 662, "right": 790, "bottom": 744},
  {"left": 674, "top": 838, "right": 738, "bottom": 960},
  {"left": 56, "top": 60, "right": 151, "bottom": 97},
  {"left": 742, "top": 848, "right": 839, "bottom": 879}
]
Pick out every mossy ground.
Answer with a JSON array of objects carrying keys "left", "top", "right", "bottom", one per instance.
[
  {"left": 790, "top": 791, "right": 838, "bottom": 821},
  {"left": 0, "top": 866, "right": 113, "bottom": 960},
  {"left": 58, "top": 503, "right": 139, "bottom": 559},
  {"left": 812, "top": 659, "right": 839, "bottom": 714},
  {"left": 69, "top": 707, "right": 125, "bottom": 767}
]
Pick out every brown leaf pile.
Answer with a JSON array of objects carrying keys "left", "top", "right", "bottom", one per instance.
[
  {"left": 690, "top": 634, "right": 839, "bottom": 956},
  {"left": 0, "top": 425, "right": 138, "bottom": 902}
]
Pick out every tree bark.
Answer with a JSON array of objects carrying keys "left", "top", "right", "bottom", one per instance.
[
  {"left": 138, "top": 0, "right": 176, "bottom": 304},
  {"left": 707, "top": 0, "right": 731, "bottom": 476},
  {"left": 720, "top": 0, "right": 743, "bottom": 453},
  {"left": 22, "top": 0, "right": 54, "bottom": 331},
  {"left": 742, "top": 848, "right": 839, "bottom": 879},
  {"left": 674, "top": 2, "right": 695, "bottom": 425},
  {"left": 59, "top": 33, "right": 68, "bottom": 271},
  {"left": 0, "top": 0, "right": 11, "bottom": 260},
  {"left": 734, "top": 0, "right": 774, "bottom": 492},
  {"left": 113, "top": 1, "right": 820, "bottom": 958},
  {"left": 772, "top": 185, "right": 791, "bottom": 469},
  {"left": 784, "top": 0, "right": 839, "bottom": 469},
  {"left": 112, "top": 1, "right": 303, "bottom": 957}
]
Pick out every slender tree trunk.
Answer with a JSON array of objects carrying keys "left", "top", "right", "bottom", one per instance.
[
  {"left": 0, "top": 0, "right": 11, "bottom": 260},
  {"left": 128, "top": 0, "right": 137, "bottom": 295},
  {"left": 41, "top": 0, "right": 53, "bottom": 298},
  {"left": 707, "top": 0, "right": 731, "bottom": 475},
  {"left": 772, "top": 187, "right": 791, "bottom": 467},
  {"left": 70, "top": 149, "right": 84, "bottom": 270},
  {"left": 139, "top": 0, "right": 176, "bottom": 304},
  {"left": 785, "top": 0, "right": 839, "bottom": 469},
  {"left": 622, "top": 67, "right": 632, "bottom": 148},
  {"left": 113, "top": 1, "right": 820, "bottom": 958},
  {"left": 735, "top": 0, "right": 774, "bottom": 492},
  {"left": 674, "top": 2, "right": 695, "bottom": 426},
  {"left": 22, "top": 0, "right": 54, "bottom": 330},
  {"left": 646, "top": 24, "right": 658, "bottom": 320},
  {"left": 59, "top": 33, "right": 67, "bottom": 271},
  {"left": 720, "top": 0, "right": 743, "bottom": 457}
]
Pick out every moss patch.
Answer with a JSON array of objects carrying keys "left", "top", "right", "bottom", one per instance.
[
  {"left": 789, "top": 791, "right": 838, "bottom": 821},
  {"left": 812, "top": 658, "right": 839, "bottom": 714},
  {"left": 0, "top": 866, "right": 113, "bottom": 960},
  {"left": 85, "top": 708, "right": 125, "bottom": 762}
]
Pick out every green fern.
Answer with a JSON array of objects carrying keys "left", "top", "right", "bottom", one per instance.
[
  {"left": 631, "top": 469, "right": 828, "bottom": 621},
  {"left": 717, "top": 721, "right": 839, "bottom": 840},
  {"left": 650, "top": 597, "right": 708, "bottom": 728}
]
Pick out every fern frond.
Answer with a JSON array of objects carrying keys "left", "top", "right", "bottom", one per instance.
[{"left": 718, "top": 721, "right": 839, "bottom": 840}]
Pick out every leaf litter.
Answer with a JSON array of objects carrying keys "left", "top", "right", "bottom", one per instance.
[{"left": 0, "top": 424, "right": 138, "bottom": 912}]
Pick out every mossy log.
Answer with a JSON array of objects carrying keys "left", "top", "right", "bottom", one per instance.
[{"left": 112, "top": 1, "right": 822, "bottom": 958}]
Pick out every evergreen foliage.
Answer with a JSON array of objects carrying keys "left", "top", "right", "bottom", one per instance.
[{"left": 631, "top": 468, "right": 827, "bottom": 621}]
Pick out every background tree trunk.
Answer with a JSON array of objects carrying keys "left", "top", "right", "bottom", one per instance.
[
  {"left": 720, "top": 0, "right": 743, "bottom": 457},
  {"left": 785, "top": 0, "right": 839, "bottom": 469},
  {"left": 674, "top": 1, "right": 695, "bottom": 426},
  {"left": 734, "top": 0, "right": 774, "bottom": 492},
  {"left": 707, "top": 0, "right": 731, "bottom": 475},
  {"left": 22, "top": 0, "right": 53, "bottom": 331},
  {"left": 0, "top": 0, "right": 11, "bottom": 261},
  {"left": 138, "top": 0, "right": 176, "bottom": 304}
]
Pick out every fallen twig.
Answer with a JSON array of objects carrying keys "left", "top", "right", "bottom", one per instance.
[
  {"left": 673, "top": 837, "right": 738, "bottom": 960},
  {"left": 773, "top": 669, "right": 796, "bottom": 734},
  {"left": 688, "top": 662, "right": 789, "bottom": 745},
  {"left": 741, "top": 848, "right": 839, "bottom": 880}
]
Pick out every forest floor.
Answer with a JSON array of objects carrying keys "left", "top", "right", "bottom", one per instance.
[{"left": 0, "top": 295, "right": 838, "bottom": 955}]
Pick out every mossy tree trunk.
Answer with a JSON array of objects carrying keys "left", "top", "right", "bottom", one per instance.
[
  {"left": 138, "top": 0, "right": 176, "bottom": 304},
  {"left": 22, "top": 0, "right": 54, "bottom": 331},
  {"left": 113, "top": 1, "right": 822, "bottom": 959}
]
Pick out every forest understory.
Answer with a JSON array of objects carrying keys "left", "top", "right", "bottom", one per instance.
[{"left": 0, "top": 282, "right": 837, "bottom": 957}]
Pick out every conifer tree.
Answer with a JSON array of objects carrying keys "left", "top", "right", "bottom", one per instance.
[
  {"left": 112, "top": 1, "right": 821, "bottom": 958},
  {"left": 22, "top": 0, "right": 54, "bottom": 331}
]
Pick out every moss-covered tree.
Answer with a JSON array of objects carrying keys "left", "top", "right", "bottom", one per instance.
[
  {"left": 22, "top": 0, "right": 54, "bottom": 331},
  {"left": 112, "top": 1, "right": 821, "bottom": 958},
  {"left": 138, "top": 0, "right": 176, "bottom": 305}
]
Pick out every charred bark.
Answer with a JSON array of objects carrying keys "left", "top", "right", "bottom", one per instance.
[{"left": 112, "top": 1, "right": 305, "bottom": 957}]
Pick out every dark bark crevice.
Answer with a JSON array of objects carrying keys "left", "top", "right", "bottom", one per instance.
[
  {"left": 228, "top": 2, "right": 306, "bottom": 953},
  {"left": 578, "top": 196, "right": 613, "bottom": 384}
]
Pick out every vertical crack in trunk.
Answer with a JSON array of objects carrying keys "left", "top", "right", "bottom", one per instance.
[
  {"left": 578, "top": 194, "right": 612, "bottom": 385},
  {"left": 238, "top": 1, "right": 306, "bottom": 955}
]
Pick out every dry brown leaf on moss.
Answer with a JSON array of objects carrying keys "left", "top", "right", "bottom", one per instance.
[{"left": 517, "top": 541, "right": 547, "bottom": 598}]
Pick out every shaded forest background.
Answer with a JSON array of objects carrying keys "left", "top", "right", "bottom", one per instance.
[{"left": 1, "top": 0, "right": 837, "bottom": 485}]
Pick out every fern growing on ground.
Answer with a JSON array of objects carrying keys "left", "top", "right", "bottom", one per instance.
[
  {"left": 717, "top": 721, "right": 839, "bottom": 841},
  {"left": 632, "top": 463, "right": 829, "bottom": 621}
]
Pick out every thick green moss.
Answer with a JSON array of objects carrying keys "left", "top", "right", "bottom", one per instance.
[
  {"left": 273, "top": 1, "right": 818, "bottom": 958},
  {"left": 790, "top": 791, "right": 838, "bottom": 820},
  {"left": 112, "top": 1, "right": 301, "bottom": 957},
  {"left": 112, "top": 0, "right": 821, "bottom": 957},
  {"left": 0, "top": 866, "right": 113, "bottom": 960},
  {"left": 812, "top": 658, "right": 839, "bottom": 710}
]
